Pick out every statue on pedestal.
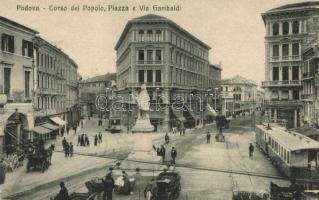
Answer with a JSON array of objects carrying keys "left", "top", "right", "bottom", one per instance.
[
  {"left": 131, "top": 84, "right": 154, "bottom": 133},
  {"left": 135, "top": 84, "right": 150, "bottom": 120}
]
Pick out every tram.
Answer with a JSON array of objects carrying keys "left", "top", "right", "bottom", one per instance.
[
  {"left": 109, "top": 117, "right": 121, "bottom": 133},
  {"left": 255, "top": 123, "right": 319, "bottom": 189}
]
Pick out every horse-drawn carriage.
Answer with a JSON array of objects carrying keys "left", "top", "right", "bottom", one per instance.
[
  {"left": 145, "top": 171, "right": 181, "bottom": 200},
  {"left": 26, "top": 143, "right": 54, "bottom": 173}
]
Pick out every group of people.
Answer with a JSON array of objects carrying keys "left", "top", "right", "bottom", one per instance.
[
  {"left": 77, "top": 134, "right": 90, "bottom": 147},
  {"left": 62, "top": 137, "right": 73, "bottom": 157},
  {"left": 155, "top": 144, "right": 177, "bottom": 165},
  {"left": 94, "top": 132, "right": 103, "bottom": 146},
  {"left": 171, "top": 125, "right": 186, "bottom": 136}
]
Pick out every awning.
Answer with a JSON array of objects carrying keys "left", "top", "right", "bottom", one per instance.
[
  {"left": 41, "top": 123, "right": 59, "bottom": 131},
  {"left": 50, "top": 117, "right": 67, "bottom": 126},
  {"left": 33, "top": 126, "right": 52, "bottom": 135},
  {"left": 206, "top": 105, "right": 217, "bottom": 117},
  {"left": 171, "top": 107, "right": 186, "bottom": 122}
]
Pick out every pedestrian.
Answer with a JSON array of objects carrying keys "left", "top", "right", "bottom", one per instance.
[
  {"left": 77, "top": 135, "right": 81, "bottom": 146},
  {"left": 0, "top": 159, "right": 7, "bottom": 184},
  {"left": 102, "top": 169, "right": 115, "bottom": 200},
  {"left": 160, "top": 145, "right": 166, "bottom": 163},
  {"left": 65, "top": 142, "right": 69, "bottom": 157},
  {"left": 171, "top": 147, "right": 177, "bottom": 165},
  {"left": 179, "top": 125, "right": 182, "bottom": 136},
  {"left": 206, "top": 132, "right": 211, "bottom": 144},
  {"left": 182, "top": 126, "right": 186, "bottom": 136},
  {"left": 165, "top": 133, "right": 169, "bottom": 144},
  {"left": 62, "top": 137, "right": 67, "bottom": 151},
  {"left": 172, "top": 127, "right": 176, "bottom": 134},
  {"left": 81, "top": 134, "right": 85, "bottom": 146},
  {"left": 94, "top": 134, "right": 98, "bottom": 146},
  {"left": 249, "top": 143, "right": 254, "bottom": 158},
  {"left": 84, "top": 134, "right": 88, "bottom": 146},
  {"left": 66, "top": 126, "right": 69, "bottom": 134},
  {"left": 74, "top": 126, "right": 77, "bottom": 134},
  {"left": 81, "top": 120, "right": 83, "bottom": 128},
  {"left": 99, "top": 132, "right": 102, "bottom": 143},
  {"left": 69, "top": 142, "right": 74, "bottom": 157},
  {"left": 86, "top": 135, "right": 90, "bottom": 146},
  {"left": 55, "top": 181, "right": 69, "bottom": 200}
]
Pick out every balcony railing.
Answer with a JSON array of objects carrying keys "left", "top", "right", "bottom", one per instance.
[
  {"left": 125, "top": 82, "right": 207, "bottom": 91},
  {"left": 301, "top": 94, "right": 314, "bottom": 100},
  {"left": 263, "top": 100, "right": 303, "bottom": 106},
  {"left": 261, "top": 80, "right": 301, "bottom": 87},
  {"left": 302, "top": 72, "right": 314, "bottom": 79},
  {"left": 136, "top": 60, "right": 163, "bottom": 65},
  {"left": 37, "top": 88, "right": 64, "bottom": 95},
  {"left": 270, "top": 55, "right": 301, "bottom": 62}
]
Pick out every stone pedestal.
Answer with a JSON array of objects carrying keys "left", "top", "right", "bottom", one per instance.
[
  {"left": 128, "top": 135, "right": 161, "bottom": 163},
  {"left": 131, "top": 118, "right": 154, "bottom": 133}
]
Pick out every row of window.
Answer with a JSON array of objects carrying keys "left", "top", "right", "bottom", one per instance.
[
  {"left": 175, "top": 51, "right": 207, "bottom": 73},
  {"left": 36, "top": 96, "right": 65, "bottom": 111},
  {"left": 272, "top": 66, "right": 299, "bottom": 81},
  {"left": 269, "top": 136, "right": 290, "bottom": 164},
  {"left": 1, "top": 66, "right": 31, "bottom": 98},
  {"left": 271, "top": 43, "right": 300, "bottom": 58},
  {"left": 271, "top": 90, "right": 299, "bottom": 100},
  {"left": 1, "top": 33, "right": 33, "bottom": 57},
  {"left": 138, "top": 70, "right": 162, "bottom": 83},
  {"left": 271, "top": 21, "right": 301, "bottom": 36},
  {"left": 170, "top": 32, "right": 207, "bottom": 59},
  {"left": 37, "top": 72, "right": 65, "bottom": 93},
  {"left": 171, "top": 68, "right": 210, "bottom": 88},
  {"left": 137, "top": 49, "right": 162, "bottom": 62},
  {"left": 137, "top": 30, "right": 163, "bottom": 42}
]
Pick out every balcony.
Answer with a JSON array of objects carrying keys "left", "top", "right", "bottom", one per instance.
[
  {"left": 261, "top": 80, "right": 301, "bottom": 88},
  {"left": 270, "top": 55, "right": 301, "bottom": 62},
  {"left": 302, "top": 72, "right": 314, "bottom": 80},
  {"left": 301, "top": 94, "right": 314, "bottom": 101},
  {"left": 36, "top": 88, "right": 64, "bottom": 95},
  {"left": 263, "top": 100, "right": 303, "bottom": 107},
  {"left": 125, "top": 82, "right": 206, "bottom": 91},
  {"left": 136, "top": 60, "right": 163, "bottom": 65}
]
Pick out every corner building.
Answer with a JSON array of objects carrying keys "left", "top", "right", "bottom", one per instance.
[
  {"left": 261, "top": 2, "right": 319, "bottom": 128},
  {"left": 115, "top": 14, "right": 220, "bottom": 132}
]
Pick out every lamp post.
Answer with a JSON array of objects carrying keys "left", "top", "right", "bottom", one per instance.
[
  {"left": 214, "top": 87, "right": 219, "bottom": 111},
  {"left": 203, "top": 89, "right": 211, "bottom": 127}
]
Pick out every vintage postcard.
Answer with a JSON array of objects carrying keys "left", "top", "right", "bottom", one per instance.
[{"left": 0, "top": 0, "right": 318, "bottom": 199}]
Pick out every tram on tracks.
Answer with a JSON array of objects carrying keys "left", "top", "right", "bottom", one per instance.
[{"left": 255, "top": 123, "right": 319, "bottom": 189}]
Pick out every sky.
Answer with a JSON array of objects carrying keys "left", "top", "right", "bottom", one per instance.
[{"left": 0, "top": 0, "right": 316, "bottom": 85}]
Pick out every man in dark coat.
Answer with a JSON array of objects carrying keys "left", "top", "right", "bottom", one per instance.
[
  {"left": 55, "top": 181, "right": 69, "bottom": 200},
  {"left": 160, "top": 145, "right": 166, "bottom": 163},
  {"left": 171, "top": 147, "right": 177, "bottom": 164},
  {"left": 69, "top": 143, "right": 74, "bottom": 157},
  {"left": 206, "top": 132, "right": 211, "bottom": 144},
  {"left": 103, "top": 171, "right": 115, "bottom": 200},
  {"left": 94, "top": 135, "right": 98, "bottom": 146},
  {"left": 165, "top": 133, "right": 169, "bottom": 144}
]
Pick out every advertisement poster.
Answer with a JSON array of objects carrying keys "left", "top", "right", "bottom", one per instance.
[{"left": 0, "top": 0, "right": 318, "bottom": 199}]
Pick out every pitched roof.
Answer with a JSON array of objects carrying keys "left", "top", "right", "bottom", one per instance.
[
  {"left": 0, "top": 16, "right": 39, "bottom": 34},
  {"left": 80, "top": 73, "right": 116, "bottom": 83},
  {"left": 221, "top": 75, "right": 256, "bottom": 85},
  {"left": 115, "top": 14, "right": 211, "bottom": 50},
  {"left": 269, "top": 1, "right": 319, "bottom": 12}
]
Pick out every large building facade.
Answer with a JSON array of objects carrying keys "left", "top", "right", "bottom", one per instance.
[
  {"left": 33, "top": 37, "right": 80, "bottom": 131},
  {"left": 0, "top": 16, "right": 80, "bottom": 154},
  {"left": 115, "top": 14, "right": 221, "bottom": 132},
  {"left": 221, "top": 75, "right": 259, "bottom": 116},
  {"left": 261, "top": 2, "right": 319, "bottom": 128},
  {"left": 0, "top": 17, "right": 37, "bottom": 153}
]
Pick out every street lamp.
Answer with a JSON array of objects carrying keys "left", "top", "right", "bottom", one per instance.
[{"left": 214, "top": 87, "right": 219, "bottom": 111}]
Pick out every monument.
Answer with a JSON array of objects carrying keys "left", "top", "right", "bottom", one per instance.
[{"left": 131, "top": 84, "right": 154, "bottom": 133}]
